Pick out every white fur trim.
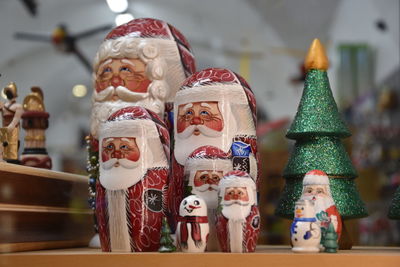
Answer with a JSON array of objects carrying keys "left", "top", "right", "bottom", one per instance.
[
  {"left": 99, "top": 119, "right": 159, "bottom": 139},
  {"left": 185, "top": 158, "right": 232, "bottom": 173},
  {"left": 303, "top": 174, "right": 330, "bottom": 185},
  {"left": 175, "top": 84, "right": 248, "bottom": 106}
]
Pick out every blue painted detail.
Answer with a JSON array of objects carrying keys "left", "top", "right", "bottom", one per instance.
[{"left": 231, "top": 141, "right": 251, "bottom": 157}]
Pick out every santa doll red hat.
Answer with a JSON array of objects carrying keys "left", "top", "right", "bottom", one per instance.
[
  {"left": 91, "top": 18, "right": 196, "bottom": 138},
  {"left": 216, "top": 170, "right": 260, "bottom": 253},
  {"left": 96, "top": 106, "right": 170, "bottom": 252},
  {"left": 300, "top": 170, "right": 342, "bottom": 240}
]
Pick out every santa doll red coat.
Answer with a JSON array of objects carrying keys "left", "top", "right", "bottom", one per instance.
[
  {"left": 215, "top": 171, "right": 260, "bottom": 253},
  {"left": 169, "top": 68, "right": 259, "bottom": 231},
  {"left": 95, "top": 106, "right": 170, "bottom": 252}
]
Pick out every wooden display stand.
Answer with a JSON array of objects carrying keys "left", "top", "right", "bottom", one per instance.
[
  {"left": 0, "top": 162, "right": 93, "bottom": 253},
  {"left": 1, "top": 246, "right": 399, "bottom": 267}
]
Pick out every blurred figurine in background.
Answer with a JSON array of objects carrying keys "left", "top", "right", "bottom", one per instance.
[
  {"left": 291, "top": 199, "right": 321, "bottom": 253},
  {"left": 0, "top": 82, "right": 23, "bottom": 163},
  {"left": 21, "top": 87, "right": 52, "bottom": 169},
  {"left": 177, "top": 195, "right": 209, "bottom": 253},
  {"left": 300, "top": 170, "right": 342, "bottom": 243},
  {"left": 96, "top": 106, "right": 170, "bottom": 252},
  {"left": 216, "top": 171, "right": 260, "bottom": 253}
]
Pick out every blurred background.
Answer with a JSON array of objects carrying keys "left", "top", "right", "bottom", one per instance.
[{"left": 0, "top": 0, "right": 399, "bottom": 246}]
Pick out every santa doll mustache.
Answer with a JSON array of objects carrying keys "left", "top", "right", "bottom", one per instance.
[
  {"left": 193, "top": 183, "right": 219, "bottom": 192},
  {"left": 93, "top": 86, "right": 149, "bottom": 102},
  {"left": 102, "top": 158, "right": 138, "bottom": 170},
  {"left": 178, "top": 124, "right": 223, "bottom": 139},
  {"left": 223, "top": 200, "right": 250, "bottom": 207}
]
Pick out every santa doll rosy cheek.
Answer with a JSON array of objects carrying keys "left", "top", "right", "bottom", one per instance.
[
  {"left": 204, "top": 118, "right": 224, "bottom": 132},
  {"left": 125, "top": 78, "right": 151, "bottom": 93},
  {"left": 101, "top": 151, "right": 110, "bottom": 162},
  {"left": 96, "top": 81, "right": 110, "bottom": 93},
  {"left": 124, "top": 149, "right": 140, "bottom": 162}
]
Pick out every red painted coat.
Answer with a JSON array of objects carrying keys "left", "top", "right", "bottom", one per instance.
[
  {"left": 96, "top": 167, "right": 168, "bottom": 252},
  {"left": 215, "top": 205, "right": 260, "bottom": 252}
]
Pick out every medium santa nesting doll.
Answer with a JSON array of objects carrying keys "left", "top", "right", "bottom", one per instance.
[
  {"left": 169, "top": 68, "right": 259, "bottom": 231},
  {"left": 299, "top": 170, "right": 342, "bottom": 242},
  {"left": 216, "top": 171, "right": 260, "bottom": 253},
  {"left": 96, "top": 106, "right": 170, "bottom": 252},
  {"left": 184, "top": 145, "right": 233, "bottom": 251},
  {"left": 91, "top": 17, "right": 196, "bottom": 139},
  {"left": 177, "top": 195, "right": 209, "bottom": 253}
]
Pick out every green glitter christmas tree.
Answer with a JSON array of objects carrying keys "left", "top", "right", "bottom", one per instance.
[
  {"left": 388, "top": 186, "right": 400, "bottom": 219},
  {"left": 275, "top": 39, "right": 367, "bottom": 220}
]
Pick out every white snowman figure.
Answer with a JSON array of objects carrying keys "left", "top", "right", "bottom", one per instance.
[
  {"left": 291, "top": 199, "right": 321, "bottom": 253},
  {"left": 177, "top": 195, "right": 210, "bottom": 252}
]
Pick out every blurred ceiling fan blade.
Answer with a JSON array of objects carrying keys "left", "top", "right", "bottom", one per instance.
[
  {"left": 73, "top": 24, "right": 113, "bottom": 39},
  {"left": 20, "top": 0, "right": 37, "bottom": 16},
  {"left": 73, "top": 47, "right": 92, "bottom": 73},
  {"left": 14, "top": 32, "right": 51, "bottom": 42}
]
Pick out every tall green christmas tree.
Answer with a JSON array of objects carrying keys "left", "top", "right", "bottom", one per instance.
[
  {"left": 275, "top": 39, "right": 367, "bottom": 220},
  {"left": 388, "top": 186, "right": 400, "bottom": 219}
]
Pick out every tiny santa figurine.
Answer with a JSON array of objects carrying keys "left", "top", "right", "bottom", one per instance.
[
  {"left": 0, "top": 82, "right": 23, "bottom": 163},
  {"left": 177, "top": 195, "right": 209, "bottom": 253},
  {"left": 299, "top": 170, "right": 342, "bottom": 242},
  {"left": 216, "top": 171, "right": 260, "bottom": 253},
  {"left": 170, "top": 68, "right": 259, "bottom": 231},
  {"left": 95, "top": 106, "right": 170, "bottom": 252},
  {"left": 20, "top": 87, "right": 52, "bottom": 169},
  {"left": 291, "top": 199, "right": 321, "bottom": 253},
  {"left": 184, "top": 145, "right": 233, "bottom": 251}
]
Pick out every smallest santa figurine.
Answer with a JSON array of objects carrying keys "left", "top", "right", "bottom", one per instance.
[
  {"left": 291, "top": 199, "right": 321, "bottom": 253},
  {"left": 216, "top": 171, "right": 260, "bottom": 253},
  {"left": 300, "top": 170, "right": 342, "bottom": 243},
  {"left": 177, "top": 195, "right": 209, "bottom": 253}
]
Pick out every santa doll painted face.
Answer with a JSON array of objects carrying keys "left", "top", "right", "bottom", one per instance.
[
  {"left": 90, "top": 18, "right": 196, "bottom": 139},
  {"left": 299, "top": 170, "right": 342, "bottom": 241},
  {"left": 215, "top": 171, "right": 260, "bottom": 253},
  {"left": 96, "top": 106, "right": 170, "bottom": 252},
  {"left": 184, "top": 146, "right": 232, "bottom": 209}
]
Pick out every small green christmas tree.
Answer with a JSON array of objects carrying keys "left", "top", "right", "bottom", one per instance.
[
  {"left": 275, "top": 39, "right": 367, "bottom": 220},
  {"left": 159, "top": 217, "right": 176, "bottom": 253},
  {"left": 323, "top": 222, "right": 338, "bottom": 253},
  {"left": 388, "top": 186, "right": 400, "bottom": 220}
]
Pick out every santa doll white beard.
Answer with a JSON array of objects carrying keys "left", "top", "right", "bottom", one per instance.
[
  {"left": 106, "top": 188, "right": 132, "bottom": 251},
  {"left": 191, "top": 184, "right": 219, "bottom": 209},
  {"left": 221, "top": 200, "right": 252, "bottom": 222},
  {"left": 100, "top": 158, "right": 143, "bottom": 190},
  {"left": 174, "top": 126, "right": 226, "bottom": 165},
  {"left": 91, "top": 86, "right": 163, "bottom": 138}
]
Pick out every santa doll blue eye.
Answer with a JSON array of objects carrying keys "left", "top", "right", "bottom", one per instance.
[
  {"left": 120, "top": 66, "right": 132, "bottom": 72},
  {"left": 200, "top": 110, "right": 210, "bottom": 116}
]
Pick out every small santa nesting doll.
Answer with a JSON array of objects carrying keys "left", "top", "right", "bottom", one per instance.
[
  {"left": 291, "top": 199, "right": 321, "bottom": 253},
  {"left": 299, "top": 170, "right": 342, "bottom": 242},
  {"left": 184, "top": 145, "right": 233, "bottom": 251},
  {"left": 169, "top": 68, "right": 259, "bottom": 231},
  {"left": 96, "top": 106, "right": 170, "bottom": 252},
  {"left": 177, "top": 195, "right": 209, "bottom": 253},
  {"left": 216, "top": 171, "right": 260, "bottom": 253}
]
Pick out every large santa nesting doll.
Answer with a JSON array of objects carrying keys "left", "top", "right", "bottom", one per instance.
[
  {"left": 299, "top": 170, "right": 342, "bottom": 242},
  {"left": 216, "top": 171, "right": 260, "bottom": 253},
  {"left": 96, "top": 106, "right": 170, "bottom": 252},
  {"left": 169, "top": 68, "right": 259, "bottom": 230},
  {"left": 184, "top": 145, "right": 233, "bottom": 251},
  {"left": 91, "top": 17, "right": 196, "bottom": 140}
]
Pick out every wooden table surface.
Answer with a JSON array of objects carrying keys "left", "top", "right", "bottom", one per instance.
[{"left": 1, "top": 246, "right": 399, "bottom": 267}]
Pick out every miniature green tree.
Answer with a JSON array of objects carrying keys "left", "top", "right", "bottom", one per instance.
[
  {"left": 323, "top": 222, "right": 338, "bottom": 253},
  {"left": 388, "top": 186, "right": 400, "bottom": 219},
  {"left": 159, "top": 217, "right": 177, "bottom": 253},
  {"left": 275, "top": 39, "right": 367, "bottom": 220}
]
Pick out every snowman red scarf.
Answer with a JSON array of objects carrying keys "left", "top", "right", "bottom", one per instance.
[{"left": 179, "top": 216, "right": 208, "bottom": 248}]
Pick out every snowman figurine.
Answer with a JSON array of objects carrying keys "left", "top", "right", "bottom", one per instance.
[
  {"left": 291, "top": 199, "right": 321, "bottom": 253},
  {"left": 177, "top": 195, "right": 209, "bottom": 252}
]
